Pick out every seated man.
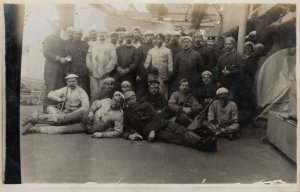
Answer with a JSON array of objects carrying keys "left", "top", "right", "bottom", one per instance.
[
  {"left": 139, "top": 78, "right": 169, "bottom": 119},
  {"left": 196, "top": 71, "right": 217, "bottom": 107},
  {"left": 120, "top": 80, "right": 133, "bottom": 94},
  {"left": 22, "top": 74, "right": 89, "bottom": 134},
  {"left": 208, "top": 87, "right": 239, "bottom": 140},
  {"left": 123, "top": 91, "right": 217, "bottom": 152},
  {"left": 22, "top": 91, "right": 125, "bottom": 137},
  {"left": 98, "top": 77, "right": 115, "bottom": 100},
  {"left": 168, "top": 78, "right": 202, "bottom": 126}
]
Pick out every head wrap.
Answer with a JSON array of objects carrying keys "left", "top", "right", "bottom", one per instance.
[
  {"left": 65, "top": 74, "right": 78, "bottom": 80},
  {"left": 113, "top": 91, "right": 125, "bottom": 101},
  {"left": 225, "top": 37, "right": 236, "bottom": 45},
  {"left": 181, "top": 36, "right": 192, "bottom": 42},
  {"left": 201, "top": 71, "right": 212, "bottom": 77},
  {"left": 216, "top": 87, "right": 229, "bottom": 95},
  {"left": 103, "top": 77, "right": 115, "bottom": 83},
  {"left": 124, "top": 91, "right": 135, "bottom": 99},
  {"left": 244, "top": 41, "right": 255, "bottom": 50}
]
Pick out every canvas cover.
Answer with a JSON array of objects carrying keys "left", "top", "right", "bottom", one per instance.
[{"left": 255, "top": 48, "right": 296, "bottom": 119}]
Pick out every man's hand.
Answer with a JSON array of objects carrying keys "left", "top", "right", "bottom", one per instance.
[
  {"left": 183, "top": 107, "right": 192, "bottom": 114},
  {"left": 148, "top": 130, "right": 155, "bottom": 142},
  {"left": 136, "top": 76, "right": 141, "bottom": 82},
  {"left": 87, "top": 112, "right": 94, "bottom": 122},
  {"left": 58, "top": 97, "right": 67, "bottom": 102},
  {"left": 128, "top": 133, "right": 143, "bottom": 141},
  {"left": 91, "top": 132, "right": 103, "bottom": 138}
]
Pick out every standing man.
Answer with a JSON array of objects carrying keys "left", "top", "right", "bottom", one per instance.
[
  {"left": 65, "top": 28, "right": 90, "bottom": 96},
  {"left": 136, "top": 30, "right": 155, "bottom": 98},
  {"left": 192, "top": 31, "right": 208, "bottom": 64},
  {"left": 65, "top": 26, "right": 75, "bottom": 45},
  {"left": 131, "top": 26, "right": 142, "bottom": 49},
  {"left": 205, "top": 36, "right": 218, "bottom": 72},
  {"left": 110, "top": 31, "right": 119, "bottom": 47},
  {"left": 88, "top": 30, "right": 98, "bottom": 46},
  {"left": 43, "top": 21, "right": 68, "bottom": 113},
  {"left": 115, "top": 32, "right": 138, "bottom": 90},
  {"left": 173, "top": 36, "right": 204, "bottom": 95},
  {"left": 86, "top": 29, "right": 117, "bottom": 102},
  {"left": 208, "top": 87, "right": 239, "bottom": 140},
  {"left": 215, "top": 37, "right": 243, "bottom": 101},
  {"left": 144, "top": 33, "right": 173, "bottom": 98}
]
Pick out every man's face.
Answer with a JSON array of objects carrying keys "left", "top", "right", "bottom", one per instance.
[
  {"left": 207, "top": 40, "right": 215, "bottom": 48},
  {"left": 103, "top": 81, "right": 114, "bottom": 92},
  {"left": 67, "top": 30, "right": 74, "bottom": 39},
  {"left": 89, "top": 32, "right": 97, "bottom": 41},
  {"left": 111, "top": 96, "right": 123, "bottom": 109},
  {"left": 179, "top": 81, "right": 189, "bottom": 94},
  {"left": 133, "top": 30, "right": 141, "bottom": 39},
  {"left": 218, "top": 93, "right": 229, "bottom": 102},
  {"left": 192, "top": 33, "right": 202, "bottom": 45},
  {"left": 165, "top": 34, "right": 171, "bottom": 43},
  {"left": 124, "top": 34, "right": 133, "bottom": 44},
  {"left": 202, "top": 75, "right": 212, "bottom": 85},
  {"left": 244, "top": 45, "right": 253, "bottom": 55},
  {"left": 225, "top": 40, "right": 234, "bottom": 52},
  {"left": 182, "top": 39, "right": 192, "bottom": 50},
  {"left": 121, "top": 84, "right": 132, "bottom": 93},
  {"left": 73, "top": 32, "right": 82, "bottom": 41},
  {"left": 66, "top": 78, "right": 78, "bottom": 90},
  {"left": 125, "top": 95, "right": 137, "bottom": 107},
  {"left": 156, "top": 36, "right": 164, "bottom": 47},
  {"left": 118, "top": 32, "right": 125, "bottom": 42},
  {"left": 98, "top": 32, "right": 107, "bottom": 41},
  {"left": 110, "top": 34, "right": 118, "bottom": 44},
  {"left": 149, "top": 84, "right": 159, "bottom": 95},
  {"left": 144, "top": 34, "right": 154, "bottom": 43}
]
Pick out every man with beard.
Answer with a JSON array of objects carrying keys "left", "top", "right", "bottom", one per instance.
[
  {"left": 87, "top": 29, "right": 117, "bottom": 102},
  {"left": 144, "top": 33, "right": 173, "bottom": 98},
  {"left": 22, "top": 74, "right": 89, "bottom": 134},
  {"left": 169, "top": 78, "right": 202, "bottom": 126},
  {"left": 43, "top": 21, "right": 68, "bottom": 113},
  {"left": 215, "top": 37, "right": 243, "bottom": 101},
  {"left": 110, "top": 31, "right": 119, "bottom": 47},
  {"left": 65, "top": 29, "right": 90, "bottom": 95},
  {"left": 196, "top": 71, "right": 217, "bottom": 107},
  {"left": 173, "top": 36, "right": 204, "bottom": 96},
  {"left": 208, "top": 87, "right": 239, "bottom": 140},
  {"left": 65, "top": 26, "right": 75, "bottom": 45},
  {"left": 123, "top": 91, "right": 217, "bottom": 152},
  {"left": 192, "top": 31, "right": 208, "bottom": 64},
  {"left": 131, "top": 26, "right": 142, "bottom": 49},
  {"left": 136, "top": 30, "right": 155, "bottom": 98},
  {"left": 139, "top": 79, "right": 169, "bottom": 119},
  {"left": 115, "top": 32, "right": 138, "bottom": 90}
]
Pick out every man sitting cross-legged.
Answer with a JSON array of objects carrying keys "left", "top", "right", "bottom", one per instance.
[
  {"left": 22, "top": 74, "right": 89, "bottom": 134},
  {"left": 123, "top": 91, "right": 217, "bottom": 152}
]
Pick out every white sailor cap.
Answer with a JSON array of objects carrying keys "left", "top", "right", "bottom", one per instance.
[
  {"left": 114, "top": 91, "right": 125, "bottom": 101},
  {"left": 216, "top": 87, "right": 229, "bottom": 95},
  {"left": 201, "top": 71, "right": 213, "bottom": 77},
  {"left": 65, "top": 74, "right": 78, "bottom": 80}
]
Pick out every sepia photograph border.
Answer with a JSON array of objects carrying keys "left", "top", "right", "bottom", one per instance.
[{"left": 1, "top": 0, "right": 299, "bottom": 191}]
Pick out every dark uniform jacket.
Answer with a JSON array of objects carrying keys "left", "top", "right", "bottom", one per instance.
[
  {"left": 196, "top": 82, "right": 217, "bottom": 106},
  {"left": 43, "top": 34, "right": 67, "bottom": 91},
  {"left": 65, "top": 40, "right": 89, "bottom": 76},
  {"left": 139, "top": 92, "right": 169, "bottom": 119}
]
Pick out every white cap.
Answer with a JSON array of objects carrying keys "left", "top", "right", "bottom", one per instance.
[
  {"left": 144, "top": 30, "right": 154, "bottom": 35},
  {"left": 201, "top": 71, "right": 212, "bottom": 77},
  {"left": 216, "top": 87, "right": 229, "bottom": 95},
  {"left": 65, "top": 74, "right": 78, "bottom": 80},
  {"left": 114, "top": 91, "right": 125, "bottom": 101},
  {"left": 181, "top": 36, "right": 192, "bottom": 42}
]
